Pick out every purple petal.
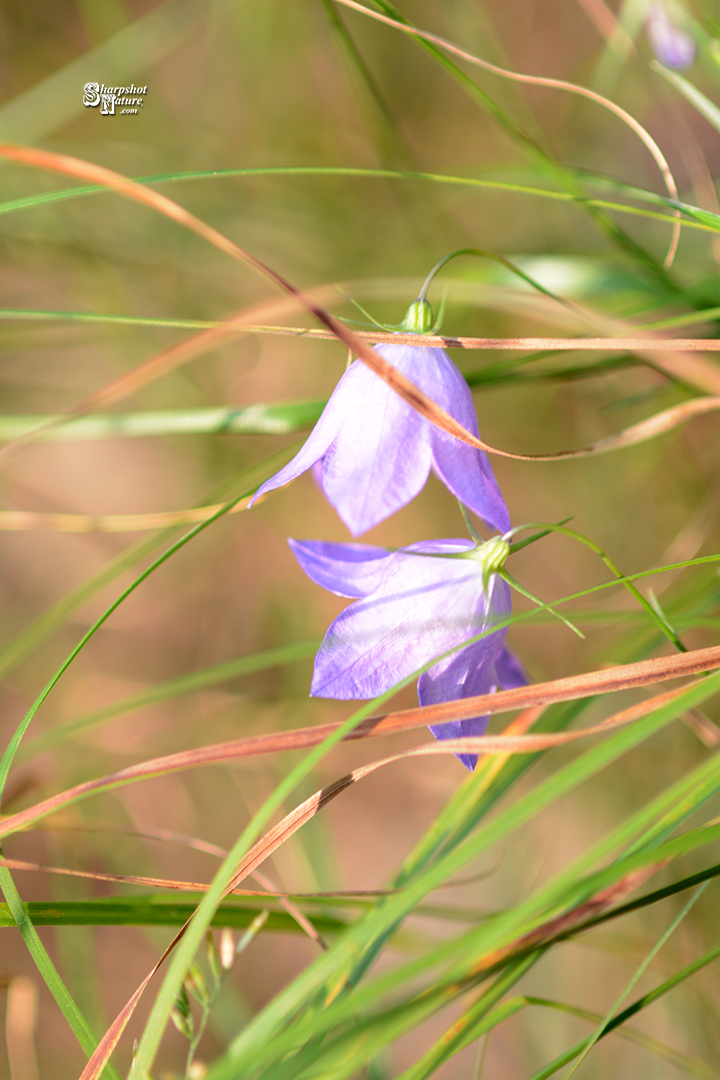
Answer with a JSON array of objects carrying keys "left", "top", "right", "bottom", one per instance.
[
  {"left": 248, "top": 391, "right": 344, "bottom": 508},
  {"left": 288, "top": 538, "right": 391, "bottom": 598},
  {"left": 310, "top": 539, "right": 486, "bottom": 699},
  {"left": 424, "top": 660, "right": 502, "bottom": 772},
  {"left": 418, "top": 575, "right": 511, "bottom": 771},
  {"left": 646, "top": 4, "right": 695, "bottom": 68},
  {"left": 315, "top": 354, "right": 433, "bottom": 535},
  {"left": 495, "top": 644, "right": 528, "bottom": 690},
  {"left": 397, "top": 345, "right": 509, "bottom": 534},
  {"left": 251, "top": 343, "right": 510, "bottom": 536}
]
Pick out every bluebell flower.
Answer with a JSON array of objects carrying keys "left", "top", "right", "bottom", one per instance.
[
  {"left": 250, "top": 342, "right": 509, "bottom": 537},
  {"left": 646, "top": 3, "right": 696, "bottom": 68},
  {"left": 289, "top": 535, "right": 526, "bottom": 770}
]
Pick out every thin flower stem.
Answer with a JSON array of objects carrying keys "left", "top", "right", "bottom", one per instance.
[
  {"left": 458, "top": 501, "right": 484, "bottom": 543},
  {"left": 417, "top": 247, "right": 585, "bottom": 324}
]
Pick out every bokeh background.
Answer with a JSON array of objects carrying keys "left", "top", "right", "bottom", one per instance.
[{"left": 1, "top": 1, "right": 720, "bottom": 1077}]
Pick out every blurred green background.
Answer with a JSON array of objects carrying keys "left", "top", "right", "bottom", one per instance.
[{"left": 1, "top": 1, "right": 720, "bottom": 1077}]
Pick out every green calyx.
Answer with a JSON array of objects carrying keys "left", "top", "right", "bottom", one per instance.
[
  {"left": 400, "top": 298, "right": 434, "bottom": 334},
  {"left": 467, "top": 535, "right": 510, "bottom": 591}
]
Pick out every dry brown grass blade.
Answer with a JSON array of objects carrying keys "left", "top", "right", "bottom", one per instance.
[
  {"left": 0, "top": 143, "right": 491, "bottom": 459},
  {"left": 72, "top": 710, "right": 545, "bottom": 1078},
  {"left": 462, "top": 861, "right": 668, "bottom": 988},
  {"left": 75, "top": 688, "right": 692, "bottom": 1078},
  {"left": 71, "top": 683, "right": 694, "bottom": 1080},
  {"left": 4, "top": 143, "right": 712, "bottom": 468},
  {"left": 0, "top": 289, "right": 338, "bottom": 467},
  {"left": 74, "top": 787, "right": 365, "bottom": 1080},
  {"left": 0, "top": 857, "right": 212, "bottom": 894},
  {"left": 0, "top": 854, "right": 494, "bottom": 902},
  {"left": 79, "top": 937, "right": 182, "bottom": 1080},
  {"left": 574, "top": 395, "right": 720, "bottom": 454},
  {"left": 220, "top": 689, "right": 691, "bottom": 896},
  {"left": 4, "top": 647, "right": 718, "bottom": 844},
  {"left": 0, "top": 859, "right": 326, "bottom": 948},
  {"left": 0, "top": 500, "right": 252, "bottom": 533}
]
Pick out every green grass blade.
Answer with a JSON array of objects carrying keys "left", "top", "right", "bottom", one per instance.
[
  {"left": 562, "top": 885, "right": 708, "bottom": 1077},
  {"left": 367, "top": 0, "right": 676, "bottom": 287},
  {"left": 651, "top": 63, "right": 720, "bottom": 134},
  {"left": 0, "top": 898, "right": 348, "bottom": 935},
  {"left": 526, "top": 934, "right": 720, "bottom": 1079},
  {"left": 0, "top": 402, "right": 324, "bottom": 442},
  {"left": 127, "top": 671, "right": 426, "bottom": 1079},
  {"left": 0, "top": 866, "right": 119, "bottom": 1079},
  {"left": 395, "top": 954, "right": 542, "bottom": 1080},
  {"left": 206, "top": 683, "right": 704, "bottom": 1079},
  {"left": 0, "top": 476, "right": 275, "bottom": 805},
  {"left": 0, "top": 165, "right": 716, "bottom": 234}
]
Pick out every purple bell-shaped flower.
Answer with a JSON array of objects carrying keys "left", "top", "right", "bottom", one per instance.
[
  {"left": 289, "top": 535, "right": 526, "bottom": 770},
  {"left": 250, "top": 300, "right": 509, "bottom": 537}
]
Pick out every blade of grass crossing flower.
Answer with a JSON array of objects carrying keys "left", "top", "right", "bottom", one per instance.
[
  {"left": 4, "top": 393, "right": 720, "bottom": 495},
  {"left": 0, "top": 144, "right": 503, "bottom": 462},
  {"left": 4, "top": 656, "right": 719, "bottom": 847},
  {"left": 0, "top": 866, "right": 118, "bottom": 1080},
  {"left": 397, "top": 628, "right": 720, "bottom": 890},
  {"left": 339, "top": 674, "right": 720, "bottom": 1013},
  {"left": 206, "top": 680, "right": 712, "bottom": 1080},
  {"left": 0, "top": 166, "right": 715, "bottom": 236},
  {"left": 426, "top": 717, "right": 720, "bottom": 937},
  {"left": 394, "top": 701, "right": 585, "bottom": 889}
]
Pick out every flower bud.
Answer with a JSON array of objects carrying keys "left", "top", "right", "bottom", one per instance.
[
  {"left": 400, "top": 298, "right": 434, "bottom": 333},
  {"left": 219, "top": 928, "right": 235, "bottom": 971}
]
